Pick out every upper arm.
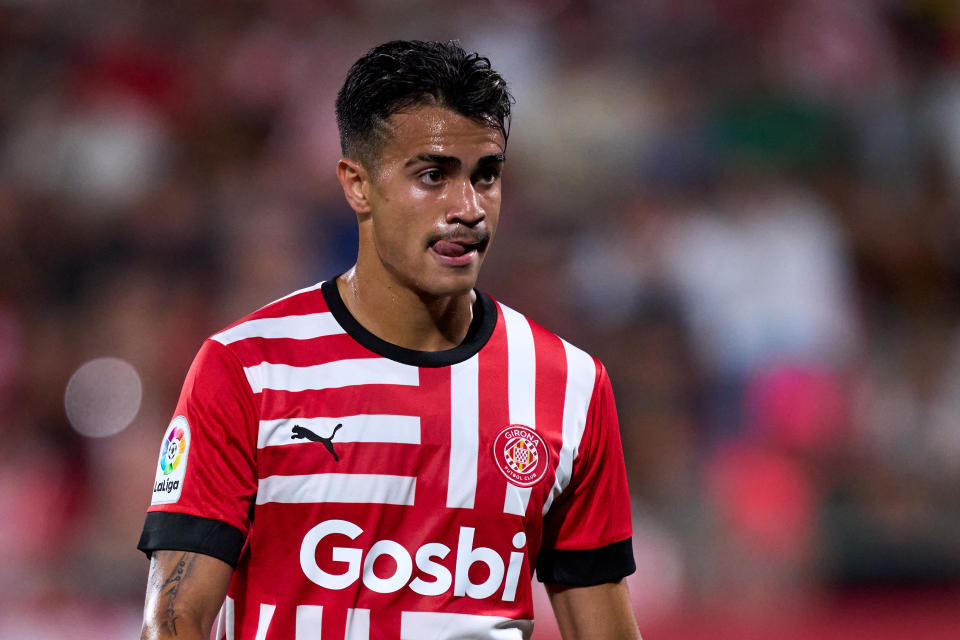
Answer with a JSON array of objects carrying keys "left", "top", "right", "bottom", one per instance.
[
  {"left": 538, "top": 361, "right": 635, "bottom": 584},
  {"left": 546, "top": 579, "right": 642, "bottom": 640},
  {"left": 140, "top": 341, "right": 253, "bottom": 639},
  {"left": 542, "top": 361, "right": 640, "bottom": 638},
  {"left": 143, "top": 339, "right": 260, "bottom": 535},
  {"left": 141, "top": 550, "right": 234, "bottom": 640},
  {"left": 540, "top": 362, "right": 633, "bottom": 557}
]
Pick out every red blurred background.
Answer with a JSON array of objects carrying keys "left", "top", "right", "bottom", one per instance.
[{"left": 2, "top": 0, "right": 960, "bottom": 637}]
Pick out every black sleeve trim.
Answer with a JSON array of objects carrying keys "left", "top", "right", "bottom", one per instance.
[
  {"left": 536, "top": 537, "right": 636, "bottom": 586},
  {"left": 137, "top": 512, "right": 246, "bottom": 569}
]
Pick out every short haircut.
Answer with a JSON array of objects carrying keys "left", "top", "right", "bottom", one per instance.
[{"left": 335, "top": 40, "right": 513, "bottom": 170}]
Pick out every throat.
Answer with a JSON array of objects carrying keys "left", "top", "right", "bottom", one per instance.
[{"left": 337, "top": 272, "right": 476, "bottom": 352}]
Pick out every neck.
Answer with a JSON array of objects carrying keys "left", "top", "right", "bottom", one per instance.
[{"left": 336, "top": 266, "right": 476, "bottom": 352}]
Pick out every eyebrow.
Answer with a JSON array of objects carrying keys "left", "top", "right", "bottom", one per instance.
[{"left": 405, "top": 153, "right": 505, "bottom": 169}]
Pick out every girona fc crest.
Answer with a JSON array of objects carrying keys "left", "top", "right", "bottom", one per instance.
[{"left": 492, "top": 425, "right": 550, "bottom": 487}]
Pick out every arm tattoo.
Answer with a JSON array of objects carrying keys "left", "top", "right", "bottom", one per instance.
[{"left": 160, "top": 553, "right": 197, "bottom": 636}]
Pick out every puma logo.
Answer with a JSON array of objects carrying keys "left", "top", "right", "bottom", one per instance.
[{"left": 291, "top": 423, "right": 344, "bottom": 461}]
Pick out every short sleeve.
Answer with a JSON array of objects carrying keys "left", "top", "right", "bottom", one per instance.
[
  {"left": 137, "top": 339, "right": 259, "bottom": 566},
  {"left": 537, "top": 363, "right": 635, "bottom": 585}
]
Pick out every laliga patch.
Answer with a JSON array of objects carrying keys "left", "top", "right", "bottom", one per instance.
[
  {"left": 152, "top": 415, "right": 190, "bottom": 504},
  {"left": 492, "top": 425, "right": 550, "bottom": 487}
]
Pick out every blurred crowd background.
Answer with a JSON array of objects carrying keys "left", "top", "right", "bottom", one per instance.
[{"left": 3, "top": 0, "right": 960, "bottom": 637}]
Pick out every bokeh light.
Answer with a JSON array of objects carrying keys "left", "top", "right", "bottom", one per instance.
[{"left": 64, "top": 357, "right": 142, "bottom": 438}]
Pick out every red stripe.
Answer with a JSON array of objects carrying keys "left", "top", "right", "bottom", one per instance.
[
  {"left": 416, "top": 366, "right": 453, "bottom": 511},
  {"left": 258, "top": 384, "right": 426, "bottom": 421},
  {"left": 254, "top": 288, "right": 329, "bottom": 318},
  {"left": 216, "top": 287, "right": 329, "bottom": 332},
  {"left": 227, "top": 334, "right": 375, "bottom": 367},
  {"left": 530, "top": 321, "right": 568, "bottom": 507},
  {"left": 475, "top": 311, "right": 511, "bottom": 514},
  {"left": 324, "top": 609, "right": 346, "bottom": 640},
  {"left": 257, "top": 441, "right": 422, "bottom": 478}
]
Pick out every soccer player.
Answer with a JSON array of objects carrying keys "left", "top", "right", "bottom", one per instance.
[{"left": 138, "top": 40, "right": 642, "bottom": 640}]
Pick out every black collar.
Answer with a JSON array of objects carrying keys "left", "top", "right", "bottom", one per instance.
[{"left": 321, "top": 278, "right": 497, "bottom": 368}]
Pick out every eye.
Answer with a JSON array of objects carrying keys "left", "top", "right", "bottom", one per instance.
[
  {"left": 474, "top": 166, "right": 501, "bottom": 186},
  {"left": 419, "top": 169, "right": 444, "bottom": 186}
]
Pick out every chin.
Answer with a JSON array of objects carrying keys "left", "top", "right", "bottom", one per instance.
[{"left": 414, "top": 269, "right": 479, "bottom": 299}]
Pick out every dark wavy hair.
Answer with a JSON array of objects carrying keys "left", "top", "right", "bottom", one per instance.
[{"left": 335, "top": 40, "right": 513, "bottom": 169}]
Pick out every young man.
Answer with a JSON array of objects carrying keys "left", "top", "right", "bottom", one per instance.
[{"left": 138, "top": 40, "right": 641, "bottom": 640}]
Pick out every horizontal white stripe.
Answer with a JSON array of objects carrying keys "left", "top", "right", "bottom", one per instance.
[
  {"left": 543, "top": 339, "right": 596, "bottom": 516},
  {"left": 400, "top": 612, "right": 532, "bottom": 640},
  {"left": 257, "top": 473, "right": 416, "bottom": 505},
  {"left": 259, "top": 415, "right": 421, "bottom": 449},
  {"left": 244, "top": 358, "right": 419, "bottom": 394},
  {"left": 269, "top": 281, "right": 324, "bottom": 305},
  {"left": 212, "top": 313, "right": 344, "bottom": 345}
]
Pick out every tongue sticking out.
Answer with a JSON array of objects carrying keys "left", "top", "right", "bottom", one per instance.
[{"left": 432, "top": 240, "right": 469, "bottom": 257}]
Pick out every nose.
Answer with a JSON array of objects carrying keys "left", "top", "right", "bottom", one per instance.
[{"left": 446, "top": 178, "right": 485, "bottom": 226}]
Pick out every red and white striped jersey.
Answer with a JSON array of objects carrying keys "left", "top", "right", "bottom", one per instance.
[{"left": 139, "top": 280, "right": 634, "bottom": 640}]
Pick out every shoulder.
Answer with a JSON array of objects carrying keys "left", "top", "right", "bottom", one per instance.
[
  {"left": 208, "top": 281, "right": 332, "bottom": 347},
  {"left": 193, "top": 281, "right": 347, "bottom": 379},
  {"left": 487, "top": 294, "right": 602, "bottom": 387}
]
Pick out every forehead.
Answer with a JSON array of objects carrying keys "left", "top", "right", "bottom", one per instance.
[{"left": 379, "top": 105, "right": 506, "bottom": 163}]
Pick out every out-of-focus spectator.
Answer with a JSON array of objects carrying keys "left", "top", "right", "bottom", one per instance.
[{"left": 3, "top": 1, "right": 960, "bottom": 637}]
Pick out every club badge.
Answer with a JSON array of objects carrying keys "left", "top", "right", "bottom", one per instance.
[{"left": 492, "top": 424, "right": 550, "bottom": 487}]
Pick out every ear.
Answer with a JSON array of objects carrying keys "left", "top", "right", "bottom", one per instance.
[{"left": 336, "top": 158, "right": 372, "bottom": 215}]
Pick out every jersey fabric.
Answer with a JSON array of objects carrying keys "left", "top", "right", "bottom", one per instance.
[{"left": 138, "top": 279, "right": 635, "bottom": 640}]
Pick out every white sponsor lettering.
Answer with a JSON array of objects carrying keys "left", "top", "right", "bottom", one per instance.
[
  {"left": 363, "top": 539, "right": 413, "bottom": 593},
  {"left": 300, "top": 519, "right": 363, "bottom": 589},
  {"left": 453, "top": 526, "right": 504, "bottom": 599},
  {"left": 410, "top": 543, "right": 451, "bottom": 596},
  {"left": 299, "top": 520, "right": 525, "bottom": 602}
]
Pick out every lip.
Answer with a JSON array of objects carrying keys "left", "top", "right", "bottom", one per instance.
[
  {"left": 428, "top": 237, "right": 486, "bottom": 267},
  {"left": 429, "top": 243, "right": 480, "bottom": 267}
]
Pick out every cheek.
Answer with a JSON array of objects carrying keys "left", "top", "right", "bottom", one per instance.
[
  {"left": 482, "top": 193, "right": 502, "bottom": 227},
  {"left": 372, "top": 206, "right": 423, "bottom": 259}
]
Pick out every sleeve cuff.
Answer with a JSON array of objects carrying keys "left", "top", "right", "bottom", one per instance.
[
  {"left": 137, "top": 512, "right": 246, "bottom": 568},
  {"left": 536, "top": 537, "right": 636, "bottom": 586}
]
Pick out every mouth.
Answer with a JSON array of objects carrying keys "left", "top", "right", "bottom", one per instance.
[{"left": 428, "top": 234, "right": 489, "bottom": 267}]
